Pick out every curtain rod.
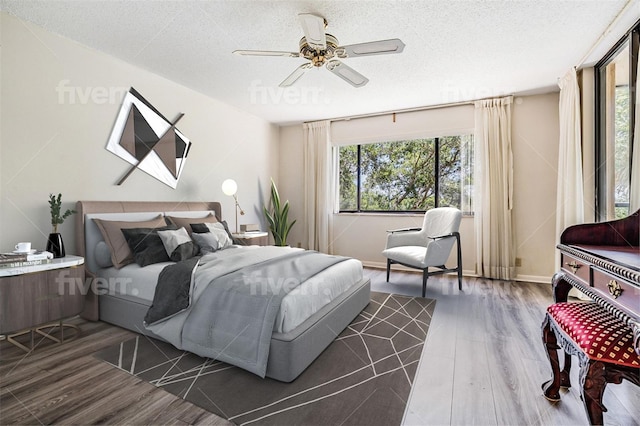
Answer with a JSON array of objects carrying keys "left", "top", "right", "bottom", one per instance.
[
  {"left": 306, "top": 94, "right": 513, "bottom": 124},
  {"left": 327, "top": 99, "right": 473, "bottom": 123},
  {"left": 576, "top": 0, "right": 635, "bottom": 68}
]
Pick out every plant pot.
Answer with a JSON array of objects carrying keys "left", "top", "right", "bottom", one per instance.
[{"left": 46, "top": 233, "right": 65, "bottom": 258}]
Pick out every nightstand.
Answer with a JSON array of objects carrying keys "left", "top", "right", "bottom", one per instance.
[
  {"left": 233, "top": 232, "right": 269, "bottom": 246},
  {"left": 0, "top": 255, "right": 85, "bottom": 352}
]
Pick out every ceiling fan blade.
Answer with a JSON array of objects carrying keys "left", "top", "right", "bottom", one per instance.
[
  {"left": 326, "top": 60, "right": 368, "bottom": 88},
  {"left": 298, "top": 13, "right": 326, "bottom": 50},
  {"left": 340, "top": 39, "right": 405, "bottom": 57},
  {"left": 279, "top": 63, "right": 313, "bottom": 87},
  {"left": 233, "top": 50, "right": 300, "bottom": 58}
]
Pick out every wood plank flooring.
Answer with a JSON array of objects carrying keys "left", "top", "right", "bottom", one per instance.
[
  {"left": 0, "top": 319, "right": 230, "bottom": 425},
  {"left": 1, "top": 268, "right": 638, "bottom": 425},
  {"left": 368, "top": 268, "right": 640, "bottom": 426}
]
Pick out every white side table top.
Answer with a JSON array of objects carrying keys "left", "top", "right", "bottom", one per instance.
[
  {"left": 0, "top": 255, "right": 84, "bottom": 278},
  {"left": 232, "top": 232, "right": 268, "bottom": 239}
]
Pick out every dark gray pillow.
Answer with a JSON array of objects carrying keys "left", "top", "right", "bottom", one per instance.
[
  {"left": 121, "top": 225, "right": 176, "bottom": 267},
  {"left": 191, "top": 220, "right": 242, "bottom": 244}
]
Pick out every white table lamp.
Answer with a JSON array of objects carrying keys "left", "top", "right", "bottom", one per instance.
[{"left": 221, "top": 179, "right": 245, "bottom": 233}]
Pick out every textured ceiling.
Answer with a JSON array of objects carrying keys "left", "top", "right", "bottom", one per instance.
[{"left": 1, "top": 0, "right": 637, "bottom": 124}]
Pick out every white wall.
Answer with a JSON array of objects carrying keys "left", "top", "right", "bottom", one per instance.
[
  {"left": 279, "top": 93, "right": 561, "bottom": 282},
  {"left": 0, "top": 13, "right": 279, "bottom": 254}
]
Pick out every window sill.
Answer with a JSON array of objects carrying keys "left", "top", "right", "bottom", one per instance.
[{"left": 335, "top": 212, "right": 475, "bottom": 218}]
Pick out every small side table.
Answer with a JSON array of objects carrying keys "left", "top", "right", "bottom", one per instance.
[
  {"left": 233, "top": 232, "right": 269, "bottom": 246},
  {"left": 0, "top": 255, "right": 85, "bottom": 354}
]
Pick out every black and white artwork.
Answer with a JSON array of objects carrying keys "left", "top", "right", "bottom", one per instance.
[{"left": 106, "top": 88, "right": 191, "bottom": 189}]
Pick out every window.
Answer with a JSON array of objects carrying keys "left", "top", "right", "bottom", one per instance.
[
  {"left": 595, "top": 23, "right": 639, "bottom": 220},
  {"left": 338, "top": 135, "right": 473, "bottom": 213}
]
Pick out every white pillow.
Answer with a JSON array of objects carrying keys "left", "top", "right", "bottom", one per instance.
[{"left": 157, "top": 227, "right": 191, "bottom": 255}]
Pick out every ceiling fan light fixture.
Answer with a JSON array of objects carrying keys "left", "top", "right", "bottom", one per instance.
[{"left": 234, "top": 13, "right": 403, "bottom": 88}]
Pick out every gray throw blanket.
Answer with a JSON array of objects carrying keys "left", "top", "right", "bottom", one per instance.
[
  {"left": 144, "top": 256, "right": 200, "bottom": 325},
  {"left": 146, "top": 248, "right": 348, "bottom": 377}
]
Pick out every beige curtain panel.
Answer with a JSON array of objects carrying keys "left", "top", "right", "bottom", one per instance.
[
  {"left": 555, "top": 67, "right": 585, "bottom": 269},
  {"left": 303, "top": 120, "right": 334, "bottom": 254},
  {"left": 474, "top": 96, "right": 515, "bottom": 280}
]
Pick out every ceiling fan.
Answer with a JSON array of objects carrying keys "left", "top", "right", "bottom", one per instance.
[{"left": 233, "top": 13, "right": 405, "bottom": 88}]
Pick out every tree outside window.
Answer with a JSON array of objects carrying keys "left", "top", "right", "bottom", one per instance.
[{"left": 339, "top": 135, "right": 473, "bottom": 213}]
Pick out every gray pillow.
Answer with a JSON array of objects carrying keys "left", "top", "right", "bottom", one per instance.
[
  {"left": 157, "top": 227, "right": 199, "bottom": 261},
  {"left": 95, "top": 241, "right": 113, "bottom": 268},
  {"left": 191, "top": 232, "right": 220, "bottom": 254}
]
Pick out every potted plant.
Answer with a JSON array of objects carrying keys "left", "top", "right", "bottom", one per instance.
[
  {"left": 263, "top": 179, "right": 296, "bottom": 246},
  {"left": 46, "top": 193, "right": 76, "bottom": 258}
]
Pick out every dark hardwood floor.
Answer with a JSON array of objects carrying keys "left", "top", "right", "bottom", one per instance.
[
  {"left": 1, "top": 268, "right": 638, "bottom": 425},
  {"left": 0, "top": 320, "right": 230, "bottom": 425}
]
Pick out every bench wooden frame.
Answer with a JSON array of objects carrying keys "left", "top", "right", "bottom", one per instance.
[{"left": 541, "top": 272, "right": 640, "bottom": 425}]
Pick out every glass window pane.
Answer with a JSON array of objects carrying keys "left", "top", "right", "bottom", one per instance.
[
  {"left": 338, "top": 135, "right": 473, "bottom": 213},
  {"left": 438, "top": 136, "right": 462, "bottom": 208},
  {"left": 360, "top": 139, "right": 435, "bottom": 211},
  {"left": 603, "top": 42, "right": 631, "bottom": 219},
  {"left": 338, "top": 145, "right": 358, "bottom": 210}
]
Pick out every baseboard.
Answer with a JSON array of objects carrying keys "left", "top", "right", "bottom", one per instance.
[
  {"left": 514, "top": 274, "right": 552, "bottom": 284},
  {"left": 362, "top": 260, "right": 551, "bottom": 284}
]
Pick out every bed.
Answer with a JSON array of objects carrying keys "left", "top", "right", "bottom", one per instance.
[{"left": 75, "top": 201, "right": 370, "bottom": 382}]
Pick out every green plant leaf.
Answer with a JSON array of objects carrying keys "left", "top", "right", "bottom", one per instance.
[{"left": 263, "top": 179, "right": 295, "bottom": 246}]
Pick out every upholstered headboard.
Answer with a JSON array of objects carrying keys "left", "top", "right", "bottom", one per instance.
[{"left": 75, "top": 200, "right": 222, "bottom": 320}]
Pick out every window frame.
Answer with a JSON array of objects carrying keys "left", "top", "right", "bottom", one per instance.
[
  {"left": 594, "top": 20, "right": 640, "bottom": 221},
  {"left": 338, "top": 135, "right": 471, "bottom": 214}
]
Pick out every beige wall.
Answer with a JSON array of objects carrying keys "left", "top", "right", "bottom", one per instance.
[
  {"left": 279, "top": 93, "right": 561, "bottom": 282},
  {"left": 0, "top": 13, "right": 279, "bottom": 254},
  {"left": 0, "top": 12, "right": 564, "bottom": 281}
]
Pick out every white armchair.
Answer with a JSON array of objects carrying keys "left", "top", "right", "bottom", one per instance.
[{"left": 382, "top": 207, "right": 462, "bottom": 297}]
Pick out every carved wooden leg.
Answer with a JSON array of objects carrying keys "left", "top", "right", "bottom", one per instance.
[
  {"left": 560, "top": 350, "right": 572, "bottom": 388},
  {"left": 542, "top": 316, "right": 562, "bottom": 401},
  {"left": 580, "top": 361, "right": 608, "bottom": 426}
]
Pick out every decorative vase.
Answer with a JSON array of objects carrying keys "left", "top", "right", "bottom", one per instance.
[{"left": 46, "top": 233, "right": 65, "bottom": 258}]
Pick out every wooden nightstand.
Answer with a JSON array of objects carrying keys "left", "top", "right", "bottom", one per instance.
[
  {"left": 0, "top": 255, "right": 85, "bottom": 352},
  {"left": 233, "top": 232, "right": 269, "bottom": 246}
]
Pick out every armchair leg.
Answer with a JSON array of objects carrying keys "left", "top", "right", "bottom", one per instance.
[
  {"left": 422, "top": 268, "right": 428, "bottom": 297},
  {"left": 456, "top": 232, "right": 462, "bottom": 291},
  {"left": 386, "top": 259, "right": 391, "bottom": 282}
]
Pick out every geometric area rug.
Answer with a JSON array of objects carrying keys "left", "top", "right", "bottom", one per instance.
[{"left": 94, "top": 292, "right": 436, "bottom": 425}]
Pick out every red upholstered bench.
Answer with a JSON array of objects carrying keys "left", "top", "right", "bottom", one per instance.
[{"left": 542, "top": 302, "right": 640, "bottom": 425}]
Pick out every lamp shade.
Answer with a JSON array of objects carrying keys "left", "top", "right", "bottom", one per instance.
[{"left": 221, "top": 179, "right": 238, "bottom": 196}]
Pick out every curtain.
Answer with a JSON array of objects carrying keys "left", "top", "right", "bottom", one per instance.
[
  {"left": 474, "top": 96, "right": 515, "bottom": 280},
  {"left": 303, "top": 120, "right": 335, "bottom": 253},
  {"left": 555, "top": 68, "right": 584, "bottom": 269},
  {"left": 630, "top": 63, "right": 640, "bottom": 212}
]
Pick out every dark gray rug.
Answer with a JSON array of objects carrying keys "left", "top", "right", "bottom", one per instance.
[{"left": 95, "top": 292, "right": 435, "bottom": 425}]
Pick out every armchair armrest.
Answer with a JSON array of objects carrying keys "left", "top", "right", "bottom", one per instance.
[
  {"left": 385, "top": 228, "right": 425, "bottom": 249},
  {"left": 386, "top": 227, "right": 422, "bottom": 233},
  {"left": 427, "top": 232, "right": 458, "bottom": 240}
]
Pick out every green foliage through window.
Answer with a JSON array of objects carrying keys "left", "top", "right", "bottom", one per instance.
[{"left": 339, "top": 135, "right": 473, "bottom": 213}]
